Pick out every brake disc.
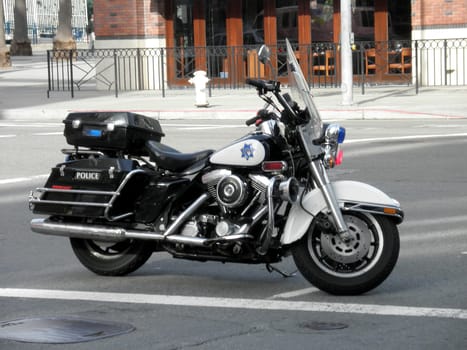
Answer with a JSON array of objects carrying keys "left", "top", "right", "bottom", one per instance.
[{"left": 320, "top": 215, "right": 372, "bottom": 264}]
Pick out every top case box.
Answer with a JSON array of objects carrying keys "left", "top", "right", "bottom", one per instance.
[{"left": 63, "top": 111, "right": 165, "bottom": 156}]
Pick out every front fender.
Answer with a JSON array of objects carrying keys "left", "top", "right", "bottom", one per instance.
[{"left": 281, "top": 180, "right": 403, "bottom": 245}]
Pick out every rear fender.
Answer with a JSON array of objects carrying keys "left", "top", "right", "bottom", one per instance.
[{"left": 281, "top": 181, "right": 403, "bottom": 245}]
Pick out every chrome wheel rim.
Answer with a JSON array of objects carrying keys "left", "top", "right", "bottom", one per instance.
[{"left": 308, "top": 213, "right": 384, "bottom": 278}]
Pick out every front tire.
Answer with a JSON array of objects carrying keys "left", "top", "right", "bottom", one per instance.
[
  {"left": 70, "top": 238, "right": 153, "bottom": 276},
  {"left": 291, "top": 212, "right": 399, "bottom": 295}
]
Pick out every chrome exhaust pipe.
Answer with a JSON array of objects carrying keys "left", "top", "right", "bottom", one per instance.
[
  {"left": 30, "top": 192, "right": 213, "bottom": 246},
  {"left": 30, "top": 218, "right": 208, "bottom": 246},
  {"left": 31, "top": 218, "right": 128, "bottom": 242},
  {"left": 30, "top": 218, "right": 253, "bottom": 247}
]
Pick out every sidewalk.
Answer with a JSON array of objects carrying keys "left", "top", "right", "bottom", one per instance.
[{"left": 1, "top": 53, "right": 466, "bottom": 121}]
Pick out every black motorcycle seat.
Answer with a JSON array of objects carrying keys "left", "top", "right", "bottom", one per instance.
[{"left": 145, "top": 140, "right": 214, "bottom": 172}]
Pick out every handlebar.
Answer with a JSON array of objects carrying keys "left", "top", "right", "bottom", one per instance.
[
  {"left": 245, "top": 109, "right": 272, "bottom": 126},
  {"left": 245, "top": 78, "right": 302, "bottom": 127},
  {"left": 245, "top": 78, "right": 278, "bottom": 93},
  {"left": 245, "top": 115, "right": 259, "bottom": 126}
]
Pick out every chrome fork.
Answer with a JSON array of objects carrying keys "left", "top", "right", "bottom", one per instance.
[{"left": 310, "top": 159, "right": 353, "bottom": 243}]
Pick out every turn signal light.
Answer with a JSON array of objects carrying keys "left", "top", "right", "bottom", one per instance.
[{"left": 384, "top": 207, "right": 397, "bottom": 215}]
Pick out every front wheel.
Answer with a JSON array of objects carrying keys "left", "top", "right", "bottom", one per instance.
[
  {"left": 291, "top": 211, "right": 399, "bottom": 295},
  {"left": 70, "top": 238, "right": 153, "bottom": 276}
]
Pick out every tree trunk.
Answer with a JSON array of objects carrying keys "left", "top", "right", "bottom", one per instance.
[
  {"left": 0, "top": 0, "right": 11, "bottom": 67},
  {"left": 53, "top": 0, "right": 76, "bottom": 51},
  {"left": 10, "top": 0, "right": 32, "bottom": 56}
]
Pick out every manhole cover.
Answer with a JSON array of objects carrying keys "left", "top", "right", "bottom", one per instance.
[
  {"left": 0, "top": 316, "right": 135, "bottom": 344},
  {"left": 299, "top": 321, "right": 348, "bottom": 331}
]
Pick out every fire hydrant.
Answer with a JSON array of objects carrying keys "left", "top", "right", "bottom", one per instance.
[{"left": 188, "top": 70, "right": 210, "bottom": 107}]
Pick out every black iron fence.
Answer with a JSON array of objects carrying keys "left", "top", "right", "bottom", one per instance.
[
  {"left": 47, "top": 39, "right": 467, "bottom": 98},
  {"left": 47, "top": 48, "right": 166, "bottom": 98}
]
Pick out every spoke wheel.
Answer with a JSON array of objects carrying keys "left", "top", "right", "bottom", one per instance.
[
  {"left": 292, "top": 212, "right": 399, "bottom": 295},
  {"left": 70, "top": 238, "right": 153, "bottom": 276}
]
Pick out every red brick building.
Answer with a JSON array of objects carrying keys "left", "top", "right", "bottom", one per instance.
[
  {"left": 94, "top": 0, "right": 166, "bottom": 41},
  {"left": 412, "top": 0, "right": 467, "bottom": 38}
]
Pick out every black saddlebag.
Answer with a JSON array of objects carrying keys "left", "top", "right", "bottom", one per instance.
[
  {"left": 134, "top": 177, "right": 191, "bottom": 223},
  {"left": 63, "top": 112, "right": 164, "bottom": 156},
  {"left": 31, "top": 158, "right": 149, "bottom": 219}
]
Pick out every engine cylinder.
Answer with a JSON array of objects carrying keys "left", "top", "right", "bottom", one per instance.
[{"left": 216, "top": 175, "right": 248, "bottom": 208}]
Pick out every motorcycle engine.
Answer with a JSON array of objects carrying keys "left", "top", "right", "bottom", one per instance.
[
  {"left": 197, "top": 169, "right": 272, "bottom": 238},
  {"left": 202, "top": 169, "right": 269, "bottom": 209},
  {"left": 216, "top": 174, "right": 248, "bottom": 208}
]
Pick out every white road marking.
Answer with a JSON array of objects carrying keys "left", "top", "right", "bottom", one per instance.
[
  {"left": 32, "top": 132, "right": 63, "bottom": 136},
  {"left": 0, "top": 288, "right": 466, "bottom": 320},
  {"left": 346, "top": 132, "right": 467, "bottom": 144},
  {"left": 0, "top": 193, "right": 30, "bottom": 204},
  {"left": 269, "top": 287, "right": 320, "bottom": 299},
  {"left": 179, "top": 125, "right": 245, "bottom": 130},
  {"left": 0, "top": 123, "right": 61, "bottom": 128},
  {"left": 0, "top": 125, "right": 466, "bottom": 143},
  {"left": 401, "top": 228, "right": 467, "bottom": 242},
  {"left": 402, "top": 215, "right": 467, "bottom": 228},
  {"left": 0, "top": 175, "right": 48, "bottom": 186},
  {"left": 162, "top": 124, "right": 244, "bottom": 128}
]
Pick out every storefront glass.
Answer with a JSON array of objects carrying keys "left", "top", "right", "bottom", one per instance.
[
  {"left": 167, "top": 0, "right": 411, "bottom": 84},
  {"left": 174, "top": 0, "right": 194, "bottom": 48},
  {"left": 174, "top": 0, "right": 195, "bottom": 78},
  {"left": 312, "top": 0, "right": 334, "bottom": 42},
  {"left": 352, "top": 0, "right": 375, "bottom": 41},
  {"left": 388, "top": 0, "right": 411, "bottom": 40},
  {"left": 206, "top": 0, "right": 226, "bottom": 46},
  {"left": 276, "top": 0, "right": 298, "bottom": 43},
  {"left": 243, "top": 0, "right": 264, "bottom": 46}
]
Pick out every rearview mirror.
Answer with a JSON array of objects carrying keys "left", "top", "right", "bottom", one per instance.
[{"left": 258, "top": 45, "right": 271, "bottom": 65}]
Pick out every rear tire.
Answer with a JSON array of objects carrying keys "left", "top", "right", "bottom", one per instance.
[
  {"left": 291, "top": 212, "right": 399, "bottom": 295},
  {"left": 70, "top": 238, "right": 153, "bottom": 276}
]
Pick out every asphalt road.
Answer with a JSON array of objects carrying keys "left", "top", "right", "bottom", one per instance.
[{"left": 0, "top": 118, "right": 466, "bottom": 349}]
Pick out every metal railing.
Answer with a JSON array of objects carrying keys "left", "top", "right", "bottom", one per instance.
[
  {"left": 47, "top": 39, "right": 467, "bottom": 98},
  {"left": 47, "top": 48, "right": 166, "bottom": 98},
  {"left": 414, "top": 39, "right": 467, "bottom": 88}
]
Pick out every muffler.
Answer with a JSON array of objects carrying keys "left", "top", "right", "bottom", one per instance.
[
  {"left": 30, "top": 218, "right": 207, "bottom": 246},
  {"left": 30, "top": 192, "right": 214, "bottom": 247},
  {"left": 30, "top": 218, "right": 252, "bottom": 247}
]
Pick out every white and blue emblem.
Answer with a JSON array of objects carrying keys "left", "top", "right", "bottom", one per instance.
[
  {"left": 210, "top": 139, "right": 265, "bottom": 166},
  {"left": 240, "top": 143, "right": 255, "bottom": 160}
]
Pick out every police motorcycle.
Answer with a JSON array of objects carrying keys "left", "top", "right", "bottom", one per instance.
[{"left": 29, "top": 40, "right": 403, "bottom": 295}]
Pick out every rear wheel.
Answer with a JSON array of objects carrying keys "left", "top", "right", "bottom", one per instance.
[
  {"left": 291, "top": 211, "right": 399, "bottom": 295},
  {"left": 70, "top": 238, "right": 153, "bottom": 276}
]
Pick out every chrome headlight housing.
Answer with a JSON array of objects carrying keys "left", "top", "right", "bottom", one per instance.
[{"left": 323, "top": 123, "right": 346, "bottom": 168}]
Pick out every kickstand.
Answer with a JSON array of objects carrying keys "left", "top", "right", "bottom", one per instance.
[{"left": 266, "top": 263, "right": 297, "bottom": 278}]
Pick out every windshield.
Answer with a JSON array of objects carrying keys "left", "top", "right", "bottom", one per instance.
[{"left": 286, "top": 39, "right": 323, "bottom": 141}]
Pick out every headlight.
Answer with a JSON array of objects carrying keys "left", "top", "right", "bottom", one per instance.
[{"left": 325, "top": 123, "right": 346, "bottom": 144}]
